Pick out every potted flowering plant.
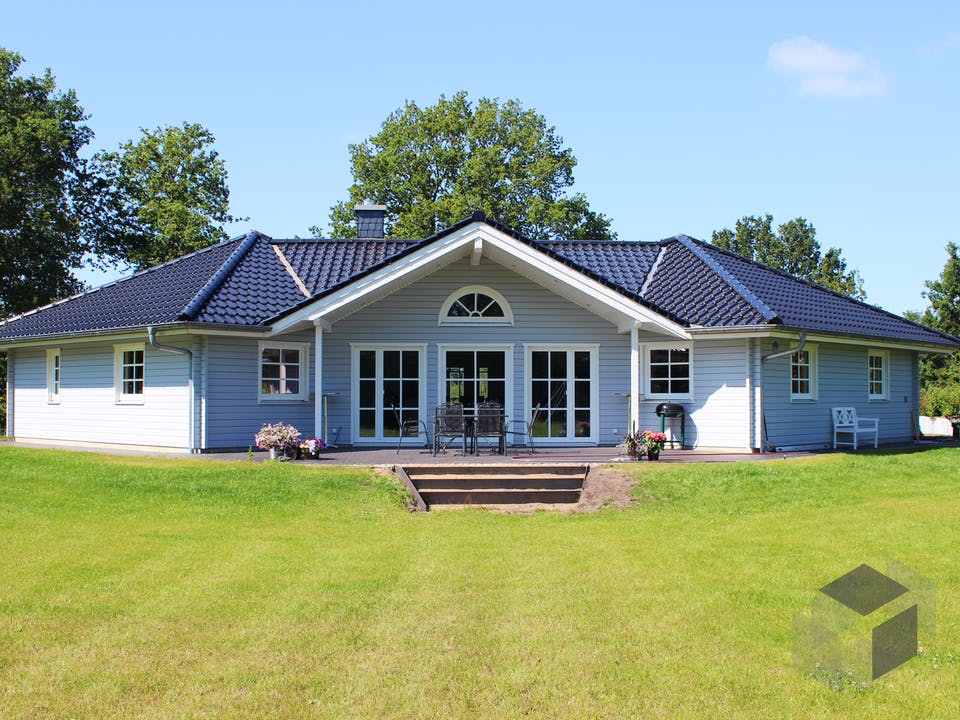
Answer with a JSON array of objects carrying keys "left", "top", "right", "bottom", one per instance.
[
  {"left": 641, "top": 430, "right": 667, "bottom": 460},
  {"left": 254, "top": 422, "right": 302, "bottom": 460},
  {"left": 300, "top": 437, "right": 327, "bottom": 459}
]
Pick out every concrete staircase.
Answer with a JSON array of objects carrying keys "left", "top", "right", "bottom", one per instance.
[{"left": 398, "top": 465, "right": 587, "bottom": 509}]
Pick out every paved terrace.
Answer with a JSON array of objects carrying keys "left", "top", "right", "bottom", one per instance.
[{"left": 6, "top": 438, "right": 956, "bottom": 465}]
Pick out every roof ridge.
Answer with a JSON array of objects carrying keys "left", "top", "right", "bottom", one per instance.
[
  {"left": 675, "top": 235, "right": 779, "bottom": 322},
  {"left": 179, "top": 231, "right": 266, "bottom": 320},
  {"left": 639, "top": 245, "right": 666, "bottom": 299}
]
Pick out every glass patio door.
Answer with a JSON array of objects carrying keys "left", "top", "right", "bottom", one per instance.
[
  {"left": 528, "top": 348, "right": 595, "bottom": 441},
  {"left": 355, "top": 347, "right": 423, "bottom": 441}
]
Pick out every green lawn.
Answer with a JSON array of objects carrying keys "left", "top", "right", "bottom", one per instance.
[{"left": 0, "top": 447, "right": 958, "bottom": 719}]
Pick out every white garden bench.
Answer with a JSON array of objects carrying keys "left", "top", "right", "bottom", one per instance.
[{"left": 831, "top": 407, "right": 879, "bottom": 450}]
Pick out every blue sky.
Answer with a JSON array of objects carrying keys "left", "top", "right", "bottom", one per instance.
[{"left": 6, "top": 1, "right": 959, "bottom": 316}]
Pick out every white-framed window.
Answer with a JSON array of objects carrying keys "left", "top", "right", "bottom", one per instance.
[
  {"left": 351, "top": 344, "right": 426, "bottom": 443},
  {"left": 868, "top": 349, "right": 889, "bottom": 400},
  {"left": 259, "top": 341, "right": 309, "bottom": 401},
  {"left": 114, "top": 344, "right": 145, "bottom": 404},
  {"left": 46, "top": 348, "right": 61, "bottom": 404},
  {"left": 524, "top": 345, "right": 599, "bottom": 442},
  {"left": 439, "top": 285, "right": 513, "bottom": 325},
  {"left": 643, "top": 342, "right": 692, "bottom": 400},
  {"left": 790, "top": 346, "right": 817, "bottom": 400}
]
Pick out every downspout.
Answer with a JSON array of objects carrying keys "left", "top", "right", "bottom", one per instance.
[
  {"left": 758, "top": 330, "right": 806, "bottom": 453},
  {"left": 147, "top": 326, "right": 195, "bottom": 453}
]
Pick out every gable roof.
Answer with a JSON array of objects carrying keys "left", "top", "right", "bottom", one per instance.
[{"left": 0, "top": 217, "right": 956, "bottom": 349}]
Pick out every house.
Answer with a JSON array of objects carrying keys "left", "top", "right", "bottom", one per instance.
[{"left": 1, "top": 207, "right": 956, "bottom": 453}]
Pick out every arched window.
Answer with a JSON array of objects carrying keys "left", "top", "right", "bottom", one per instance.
[{"left": 439, "top": 286, "right": 513, "bottom": 325}]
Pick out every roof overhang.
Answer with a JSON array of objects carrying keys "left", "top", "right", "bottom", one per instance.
[
  {"left": 269, "top": 221, "right": 689, "bottom": 338},
  {"left": 688, "top": 324, "right": 958, "bottom": 354},
  {"left": 0, "top": 322, "right": 271, "bottom": 349}
]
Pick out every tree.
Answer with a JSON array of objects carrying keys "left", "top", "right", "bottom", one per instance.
[
  {"left": 912, "top": 243, "right": 960, "bottom": 417},
  {"left": 322, "top": 92, "right": 614, "bottom": 241},
  {"left": 0, "top": 47, "right": 91, "bottom": 318},
  {"left": 91, "top": 123, "right": 239, "bottom": 269},
  {"left": 711, "top": 214, "right": 865, "bottom": 299}
]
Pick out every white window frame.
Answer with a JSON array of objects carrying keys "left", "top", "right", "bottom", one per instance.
[
  {"left": 350, "top": 344, "right": 427, "bottom": 444},
  {"left": 46, "top": 348, "right": 61, "bottom": 404},
  {"left": 642, "top": 341, "right": 693, "bottom": 401},
  {"left": 867, "top": 349, "right": 889, "bottom": 401},
  {"left": 258, "top": 341, "right": 310, "bottom": 402},
  {"left": 436, "top": 344, "right": 514, "bottom": 425},
  {"left": 524, "top": 344, "right": 600, "bottom": 443},
  {"left": 790, "top": 345, "right": 818, "bottom": 401},
  {"left": 438, "top": 285, "right": 514, "bottom": 326},
  {"left": 114, "top": 343, "right": 145, "bottom": 405}
]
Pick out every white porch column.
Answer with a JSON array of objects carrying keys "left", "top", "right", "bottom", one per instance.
[
  {"left": 314, "top": 321, "right": 323, "bottom": 440},
  {"left": 630, "top": 326, "right": 640, "bottom": 433}
]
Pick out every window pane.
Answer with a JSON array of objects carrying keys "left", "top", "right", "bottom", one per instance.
[
  {"left": 575, "top": 410, "right": 590, "bottom": 437},
  {"left": 485, "top": 380, "right": 506, "bottom": 405},
  {"left": 359, "top": 410, "right": 376, "bottom": 437},
  {"left": 575, "top": 380, "right": 590, "bottom": 408},
  {"left": 284, "top": 364, "right": 300, "bottom": 379},
  {"left": 650, "top": 364, "right": 669, "bottom": 379},
  {"left": 532, "top": 380, "right": 549, "bottom": 407},
  {"left": 650, "top": 349, "right": 669, "bottom": 364},
  {"left": 284, "top": 380, "right": 299, "bottom": 395},
  {"left": 359, "top": 350, "right": 376, "bottom": 378},
  {"left": 401, "top": 380, "right": 418, "bottom": 407},
  {"left": 574, "top": 352, "right": 590, "bottom": 379},
  {"left": 532, "top": 415, "right": 549, "bottom": 438},
  {"left": 359, "top": 379, "right": 376, "bottom": 407},
  {"left": 262, "top": 348, "right": 281, "bottom": 364},
  {"left": 531, "top": 351, "right": 548, "bottom": 378},
  {"left": 262, "top": 379, "right": 280, "bottom": 395},
  {"left": 550, "top": 380, "right": 567, "bottom": 406},
  {"left": 672, "top": 363, "right": 689, "bottom": 379},
  {"left": 651, "top": 379, "right": 669, "bottom": 394},
  {"left": 403, "top": 409, "right": 419, "bottom": 426},
  {"left": 459, "top": 293, "right": 476, "bottom": 312},
  {"left": 383, "top": 411, "right": 400, "bottom": 437},
  {"left": 448, "top": 300, "right": 470, "bottom": 317},
  {"left": 550, "top": 351, "right": 566, "bottom": 378},
  {"left": 280, "top": 349, "right": 299, "bottom": 364},
  {"left": 402, "top": 351, "right": 419, "bottom": 378},
  {"left": 550, "top": 410, "right": 567, "bottom": 437},
  {"left": 383, "top": 351, "right": 400, "bottom": 378},
  {"left": 133, "top": 380, "right": 143, "bottom": 395},
  {"left": 383, "top": 380, "right": 401, "bottom": 409},
  {"left": 261, "top": 363, "right": 280, "bottom": 379},
  {"left": 477, "top": 351, "right": 504, "bottom": 376},
  {"left": 447, "top": 351, "right": 474, "bottom": 377},
  {"left": 672, "top": 379, "right": 690, "bottom": 394},
  {"left": 670, "top": 349, "right": 689, "bottom": 364}
]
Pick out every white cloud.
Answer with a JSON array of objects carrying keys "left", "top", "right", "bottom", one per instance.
[{"left": 769, "top": 36, "right": 886, "bottom": 98}]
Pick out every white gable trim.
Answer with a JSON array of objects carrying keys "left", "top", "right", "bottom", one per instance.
[{"left": 270, "top": 222, "right": 689, "bottom": 338}]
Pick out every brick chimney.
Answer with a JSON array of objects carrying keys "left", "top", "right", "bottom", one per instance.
[{"left": 355, "top": 203, "right": 386, "bottom": 239}]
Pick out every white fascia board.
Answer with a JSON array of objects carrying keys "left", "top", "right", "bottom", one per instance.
[
  {"left": 688, "top": 325, "right": 956, "bottom": 354},
  {"left": 480, "top": 229, "right": 689, "bottom": 338}
]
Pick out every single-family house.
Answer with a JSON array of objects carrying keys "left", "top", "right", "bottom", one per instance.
[{"left": 1, "top": 207, "right": 956, "bottom": 452}]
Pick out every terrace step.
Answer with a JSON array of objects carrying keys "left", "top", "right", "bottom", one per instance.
[{"left": 399, "top": 464, "right": 587, "bottom": 509}]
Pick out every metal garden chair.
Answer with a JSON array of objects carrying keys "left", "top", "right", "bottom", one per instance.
[{"left": 433, "top": 402, "right": 468, "bottom": 456}]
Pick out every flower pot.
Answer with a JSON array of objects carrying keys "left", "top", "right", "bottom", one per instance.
[
  {"left": 647, "top": 449, "right": 660, "bottom": 461},
  {"left": 269, "top": 448, "right": 279, "bottom": 460}
]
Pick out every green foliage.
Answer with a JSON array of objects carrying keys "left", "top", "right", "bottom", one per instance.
[
  {"left": 920, "top": 382, "right": 960, "bottom": 417},
  {"left": 90, "top": 122, "right": 240, "bottom": 269},
  {"left": 323, "top": 92, "right": 615, "bottom": 241},
  {"left": 911, "top": 243, "right": 960, "bottom": 404},
  {"left": 712, "top": 214, "right": 865, "bottom": 299},
  {"left": 0, "top": 47, "right": 90, "bottom": 318}
]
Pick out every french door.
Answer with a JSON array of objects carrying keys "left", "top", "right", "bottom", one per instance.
[
  {"left": 526, "top": 346, "right": 598, "bottom": 442},
  {"left": 353, "top": 345, "right": 425, "bottom": 442}
]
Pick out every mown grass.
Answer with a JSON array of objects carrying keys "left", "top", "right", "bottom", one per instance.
[{"left": 0, "top": 446, "right": 958, "bottom": 718}]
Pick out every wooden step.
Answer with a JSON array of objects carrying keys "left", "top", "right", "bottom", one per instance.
[
  {"left": 399, "top": 464, "right": 587, "bottom": 509},
  {"left": 419, "top": 488, "right": 582, "bottom": 505}
]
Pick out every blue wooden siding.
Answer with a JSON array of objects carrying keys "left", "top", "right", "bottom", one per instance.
[
  {"left": 203, "top": 330, "right": 317, "bottom": 449},
  {"left": 761, "top": 340, "right": 918, "bottom": 449}
]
